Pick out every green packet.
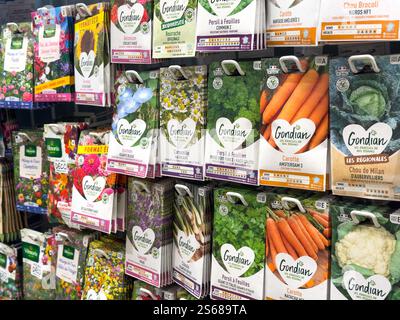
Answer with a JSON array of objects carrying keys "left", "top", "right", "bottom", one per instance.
[
  {"left": 330, "top": 200, "right": 400, "bottom": 300},
  {"left": 152, "top": 0, "right": 198, "bottom": 58},
  {"left": 210, "top": 186, "right": 266, "bottom": 300},
  {"left": 0, "top": 242, "right": 22, "bottom": 300}
]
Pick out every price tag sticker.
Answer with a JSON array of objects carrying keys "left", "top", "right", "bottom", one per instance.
[
  {"left": 54, "top": 159, "right": 69, "bottom": 174},
  {"left": 31, "top": 262, "right": 43, "bottom": 279}
]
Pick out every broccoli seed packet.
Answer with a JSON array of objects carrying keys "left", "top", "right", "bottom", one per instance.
[
  {"left": 160, "top": 66, "right": 208, "bottom": 180},
  {"left": 205, "top": 60, "right": 262, "bottom": 185},
  {"left": 330, "top": 54, "right": 400, "bottom": 200},
  {"left": 330, "top": 200, "right": 400, "bottom": 300},
  {"left": 210, "top": 186, "right": 266, "bottom": 300}
]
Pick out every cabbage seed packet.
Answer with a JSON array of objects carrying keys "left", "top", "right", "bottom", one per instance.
[
  {"left": 160, "top": 66, "right": 207, "bottom": 180},
  {"left": 205, "top": 60, "right": 262, "bottom": 185},
  {"left": 330, "top": 54, "right": 400, "bottom": 201}
]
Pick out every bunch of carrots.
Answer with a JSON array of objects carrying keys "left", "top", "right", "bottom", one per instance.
[
  {"left": 260, "top": 59, "right": 329, "bottom": 153},
  {"left": 265, "top": 207, "right": 331, "bottom": 285}
]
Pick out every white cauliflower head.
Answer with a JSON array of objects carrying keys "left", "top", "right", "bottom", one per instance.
[{"left": 336, "top": 225, "right": 396, "bottom": 276}]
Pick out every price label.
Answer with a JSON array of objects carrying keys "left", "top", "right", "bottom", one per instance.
[
  {"left": 31, "top": 262, "right": 43, "bottom": 279},
  {"left": 54, "top": 159, "right": 69, "bottom": 174}
]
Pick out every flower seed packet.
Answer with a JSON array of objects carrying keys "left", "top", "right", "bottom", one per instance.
[
  {"left": 21, "top": 228, "right": 56, "bottom": 300},
  {"left": 70, "top": 129, "right": 117, "bottom": 233},
  {"left": 196, "top": 0, "right": 263, "bottom": 51},
  {"left": 45, "top": 123, "right": 87, "bottom": 227},
  {"left": 12, "top": 130, "right": 48, "bottom": 214},
  {"left": 74, "top": 3, "right": 111, "bottom": 106},
  {"left": 125, "top": 178, "right": 174, "bottom": 287},
  {"left": 82, "top": 239, "right": 128, "bottom": 300},
  {"left": 1, "top": 22, "right": 34, "bottom": 108},
  {"left": 160, "top": 66, "right": 207, "bottom": 181},
  {"left": 172, "top": 182, "right": 213, "bottom": 299},
  {"left": 211, "top": 186, "right": 266, "bottom": 300},
  {"left": 111, "top": 0, "right": 154, "bottom": 64},
  {"left": 330, "top": 54, "right": 400, "bottom": 200},
  {"left": 107, "top": 69, "right": 160, "bottom": 178},
  {"left": 152, "top": 0, "right": 198, "bottom": 58},
  {"left": 0, "top": 243, "right": 22, "bottom": 300},
  {"left": 205, "top": 60, "right": 262, "bottom": 185},
  {"left": 32, "top": 6, "right": 75, "bottom": 102},
  {"left": 53, "top": 225, "right": 96, "bottom": 300}
]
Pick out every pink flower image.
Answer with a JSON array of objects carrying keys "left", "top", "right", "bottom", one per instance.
[
  {"left": 22, "top": 92, "right": 33, "bottom": 102},
  {"left": 82, "top": 154, "right": 100, "bottom": 176}
]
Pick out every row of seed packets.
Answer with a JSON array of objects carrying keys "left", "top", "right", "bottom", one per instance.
[
  {"left": 18, "top": 227, "right": 132, "bottom": 300},
  {"left": 266, "top": 0, "right": 400, "bottom": 47},
  {"left": 111, "top": 0, "right": 267, "bottom": 62}
]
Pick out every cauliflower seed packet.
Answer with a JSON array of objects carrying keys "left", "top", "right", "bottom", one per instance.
[
  {"left": 330, "top": 200, "right": 400, "bottom": 300},
  {"left": 205, "top": 60, "right": 262, "bottom": 185},
  {"left": 330, "top": 54, "right": 400, "bottom": 200}
]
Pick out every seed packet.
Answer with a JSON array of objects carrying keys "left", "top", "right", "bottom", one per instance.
[
  {"left": 32, "top": 6, "right": 75, "bottom": 102},
  {"left": 205, "top": 60, "right": 262, "bottom": 185},
  {"left": 319, "top": 0, "right": 400, "bottom": 42},
  {"left": 12, "top": 130, "right": 49, "bottom": 214},
  {"left": 45, "top": 123, "right": 87, "bottom": 227},
  {"left": 152, "top": 0, "right": 198, "bottom": 58},
  {"left": 21, "top": 228, "right": 56, "bottom": 300},
  {"left": 0, "top": 243, "right": 22, "bottom": 300},
  {"left": 264, "top": 191, "right": 332, "bottom": 300},
  {"left": 259, "top": 56, "right": 329, "bottom": 191},
  {"left": 1, "top": 22, "right": 34, "bottom": 108},
  {"left": 70, "top": 129, "right": 117, "bottom": 233},
  {"left": 330, "top": 54, "right": 400, "bottom": 200},
  {"left": 330, "top": 200, "right": 400, "bottom": 300},
  {"left": 111, "top": 0, "right": 154, "bottom": 64},
  {"left": 172, "top": 182, "right": 213, "bottom": 299},
  {"left": 53, "top": 226, "right": 96, "bottom": 300},
  {"left": 74, "top": 3, "right": 111, "bottom": 106},
  {"left": 196, "top": 0, "right": 263, "bottom": 51},
  {"left": 125, "top": 178, "right": 174, "bottom": 287},
  {"left": 107, "top": 69, "right": 160, "bottom": 178},
  {"left": 210, "top": 186, "right": 266, "bottom": 300},
  {"left": 159, "top": 66, "right": 207, "bottom": 180},
  {"left": 266, "top": 0, "right": 321, "bottom": 46},
  {"left": 82, "top": 239, "right": 128, "bottom": 300}
]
